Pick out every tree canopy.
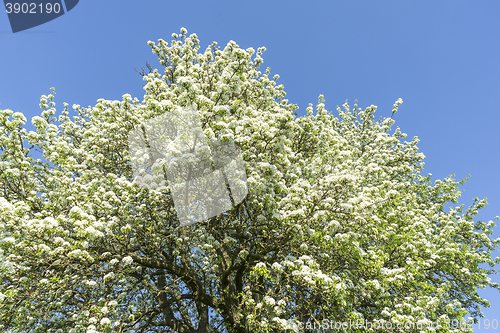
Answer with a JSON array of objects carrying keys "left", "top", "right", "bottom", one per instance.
[{"left": 0, "top": 28, "right": 499, "bottom": 333}]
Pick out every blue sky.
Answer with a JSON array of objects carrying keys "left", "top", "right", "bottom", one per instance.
[{"left": 1, "top": 0, "right": 499, "bottom": 330}]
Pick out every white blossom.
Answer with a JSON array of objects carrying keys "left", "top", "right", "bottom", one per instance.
[{"left": 122, "top": 256, "right": 133, "bottom": 265}]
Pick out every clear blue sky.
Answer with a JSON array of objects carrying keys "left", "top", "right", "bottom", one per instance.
[{"left": 1, "top": 0, "right": 499, "bottom": 330}]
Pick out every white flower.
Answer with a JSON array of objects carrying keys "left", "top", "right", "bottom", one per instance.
[
  {"left": 68, "top": 249, "right": 82, "bottom": 257},
  {"left": 238, "top": 249, "right": 249, "bottom": 259},
  {"left": 263, "top": 296, "right": 275, "bottom": 306},
  {"left": 271, "top": 262, "right": 283, "bottom": 272},
  {"left": 31, "top": 115, "right": 47, "bottom": 126},
  {"left": 54, "top": 237, "right": 64, "bottom": 244},
  {"left": 2, "top": 237, "right": 15, "bottom": 245},
  {"left": 43, "top": 216, "right": 58, "bottom": 228},
  {"left": 255, "top": 262, "right": 266, "bottom": 269},
  {"left": 110, "top": 259, "right": 119, "bottom": 265},
  {"left": 122, "top": 256, "right": 133, "bottom": 265},
  {"left": 100, "top": 317, "right": 111, "bottom": 325},
  {"left": 85, "top": 226, "right": 103, "bottom": 238}
]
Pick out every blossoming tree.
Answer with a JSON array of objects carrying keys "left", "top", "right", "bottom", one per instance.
[{"left": 0, "top": 28, "right": 499, "bottom": 333}]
